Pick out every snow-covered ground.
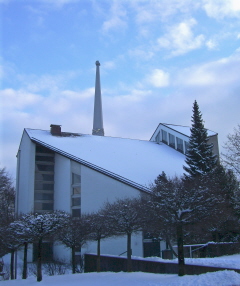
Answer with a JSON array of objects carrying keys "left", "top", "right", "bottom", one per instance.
[
  {"left": 1, "top": 270, "right": 240, "bottom": 286},
  {"left": 143, "top": 254, "right": 240, "bottom": 270},
  {"left": 1, "top": 254, "right": 240, "bottom": 286}
]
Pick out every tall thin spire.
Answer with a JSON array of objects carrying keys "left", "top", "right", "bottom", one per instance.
[{"left": 92, "top": 61, "right": 104, "bottom": 136}]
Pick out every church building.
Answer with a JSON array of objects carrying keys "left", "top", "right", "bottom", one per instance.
[{"left": 15, "top": 61, "right": 219, "bottom": 261}]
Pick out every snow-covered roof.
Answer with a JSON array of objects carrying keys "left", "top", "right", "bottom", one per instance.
[
  {"left": 25, "top": 129, "right": 186, "bottom": 192},
  {"left": 161, "top": 123, "right": 217, "bottom": 137}
]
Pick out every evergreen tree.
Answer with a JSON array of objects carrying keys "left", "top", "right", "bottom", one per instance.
[{"left": 183, "top": 100, "right": 217, "bottom": 177}]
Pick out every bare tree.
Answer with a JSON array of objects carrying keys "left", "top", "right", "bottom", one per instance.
[
  {"left": 87, "top": 211, "right": 112, "bottom": 272},
  {"left": 102, "top": 197, "right": 144, "bottom": 272},
  {"left": 148, "top": 172, "right": 225, "bottom": 276},
  {"left": 13, "top": 211, "right": 69, "bottom": 282},
  {"left": 222, "top": 124, "right": 240, "bottom": 179},
  {"left": 0, "top": 167, "right": 15, "bottom": 227},
  {"left": 57, "top": 215, "right": 91, "bottom": 274}
]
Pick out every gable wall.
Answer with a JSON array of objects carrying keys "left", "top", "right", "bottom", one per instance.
[
  {"left": 81, "top": 165, "right": 141, "bottom": 213},
  {"left": 16, "top": 131, "right": 35, "bottom": 214}
]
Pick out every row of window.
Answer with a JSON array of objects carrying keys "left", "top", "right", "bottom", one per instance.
[
  {"left": 158, "top": 130, "right": 189, "bottom": 154},
  {"left": 34, "top": 145, "right": 55, "bottom": 213},
  {"left": 34, "top": 145, "right": 82, "bottom": 217}
]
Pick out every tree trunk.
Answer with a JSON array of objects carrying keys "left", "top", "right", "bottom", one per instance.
[
  {"left": 71, "top": 246, "right": 76, "bottom": 274},
  {"left": 37, "top": 238, "right": 42, "bottom": 282},
  {"left": 177, "top": 224, "right": 185, "bottom": 276},
  {"left": 10, "top": 249, "right": 15, "bottom": 280},
  {"left": 97, "top": 238, "right": 101, "bottom": 272},
  {"left": 127, "top": 232, "right": 132, "bottom": 272},
  {"left": 22, "top": 242, "right": 28, "bottom": 279}
]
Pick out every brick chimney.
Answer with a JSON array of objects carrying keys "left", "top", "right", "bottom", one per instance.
[{"left": 50, "top": 124, "right": 61, "bottom": 136}]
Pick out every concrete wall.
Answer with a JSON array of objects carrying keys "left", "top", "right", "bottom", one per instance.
[
  {"left": 54, "top": 154, "right": 71, "bottom": 212},
  {"left": 16, "top": 131, "right": 35, "bottom": 215},
  {"left": 81, "top": 165, "right": 140, "bottom": 213}
]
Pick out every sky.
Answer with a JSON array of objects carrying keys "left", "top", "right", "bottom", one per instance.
[{"left": 1, "top": 0, "right": 240, "bottom": 179}]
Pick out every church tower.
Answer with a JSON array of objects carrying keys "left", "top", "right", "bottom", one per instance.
[{"left": 92, "top": 61, "right": 104, "bottom": 136}]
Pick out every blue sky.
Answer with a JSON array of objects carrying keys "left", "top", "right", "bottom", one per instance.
[{"left": 1, "top": 0, "right": 240, "bottom": 178}]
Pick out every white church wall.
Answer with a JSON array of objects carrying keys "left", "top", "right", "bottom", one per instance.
[
  {"left": 16, "top": 131, "right": 35, "bottom": 214},
  {"left": 81, "top": 165, "right": 141, "bottom": 213},
  {"left": 81, "top": 165, "right": 144, "bottom": 257},
  {"left": 54, "top": 154, "right": 71, "bottom": 212},
  {"left": 83, "top": 232, "right": 143, "bottom": 258}
]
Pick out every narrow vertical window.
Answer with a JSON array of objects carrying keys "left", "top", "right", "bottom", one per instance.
[
  {"left": 176, "top": 137, "right": 183, "bottom": 153},
  {"left": 169, "top": 133, "right": 175, "bottom": 148},
  {"left": 71, "top": 172, "right": 81, "bottom": 217},
  {"left": 161, "top": 130, "right": 168, "bottom": 144}
]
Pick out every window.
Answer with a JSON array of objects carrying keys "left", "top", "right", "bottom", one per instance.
[
  {"left": 35, "top": 192, "right": 54, "bottom": 200},
  {"left": 155, "top": 132, "right": 160, "bottom": 143},
  {"left": 36, "top": 164, "right": 54, "bottom": 172},
  {"left": 72, "top": 173, "right": 81, "bottom": 184},
  {"left": 34, "top": 144, "right": 55, "bottom": 212},
  {"left": 185, "top": 141, "right": 189, "bottom": 154},
  {"left": 35, "top": 155, "right": 54, "bottom": 162},
  {"left": 169, "top": 133, "right": 175, "bottom": 148},
  {"left": 72, "top": 197, "right": 81, "bottom": 207},
  {"left": 72, "top": 209, "right": 80, "bottom": 217},
  {"left": 71, "top": 172, "right": 81, "bottom": 217},
  {"left": 36, "top": 145, "right": 54, "bottom": 154},
  {"left": 35, "top": 173, "right": 54, "bottom": 181},
  {"left": 73, "top": 186, "right": 81, "bottom": 194},
  {"left": 176, "top": 137, "right": 183, "bottom": 153},
  {"left": 161, "top": 130, "right": 168, "bottom": 144},
  {"left": 35, "top": 182, "right": 54, "bottom": 191},
  {"left": 34, "top": 202, "right": 53, "bottom": 211}
]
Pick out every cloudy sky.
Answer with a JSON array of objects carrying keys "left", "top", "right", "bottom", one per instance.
[{"left": 1, "top": 0, "right": 240, "bottom": 178}]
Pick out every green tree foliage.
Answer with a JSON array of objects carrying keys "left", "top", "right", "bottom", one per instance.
[{"left": 183, "top": 100, "right": 217, "bottom": 177}]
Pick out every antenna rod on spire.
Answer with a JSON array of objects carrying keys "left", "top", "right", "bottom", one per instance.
[{"left": 92, "top": 61, "right": 104, "bottom": 136}]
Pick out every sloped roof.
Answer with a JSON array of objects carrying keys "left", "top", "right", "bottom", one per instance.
[
  {"left": 161, "top": 123, "right": 217, "bottom": 137},
  {"left": 25, "top": 128, "right": 186, "bottom": 192}
]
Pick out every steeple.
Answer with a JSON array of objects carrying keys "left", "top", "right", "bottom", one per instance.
[{"left": 92, "top": 60, "right": 104, "bottom": 136}]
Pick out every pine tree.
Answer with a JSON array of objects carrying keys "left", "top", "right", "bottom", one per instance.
[{"left": 183, "top": 100, "right": 217, "bottom": 177}]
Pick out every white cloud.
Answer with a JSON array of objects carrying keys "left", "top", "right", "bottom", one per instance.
[
  {"left": 132, "top": 0, "right": 198, "bottom": 24},
  {"left": 102, "top": 61, "right": 116, "bottom": 70},
  {"left": 128, "top": 48, "right": 154, "bottom": 61},
  {"left": 202, "top": 0, "right": 240, "bottom": 19},
  {"left": 176, "top": 50, "right": 240, "bottom": 87},
  {"left": 206, "top": 39, "right": 217, "bottom": 49},
  {"left": 147, "top": 69, "right": 170, "bottom": 87},
  {"left": 157, "top": 18, "right": 205, "bottom": 56},
  {"left": 0, "top": 88, "right": 42, "bottom": 110},
  {"left": 101, "top": 1, "right": 127, "bottom": 34}
]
